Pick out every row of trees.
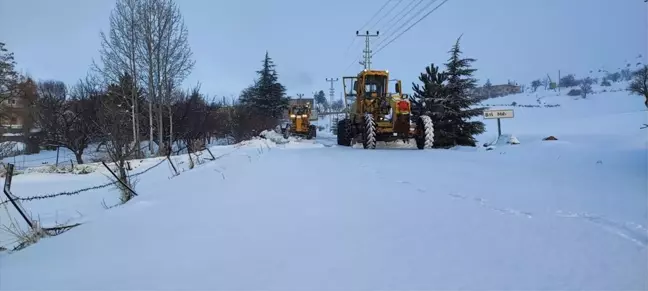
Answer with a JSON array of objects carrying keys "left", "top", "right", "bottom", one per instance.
[
  {"left": 0, "top": 0, "right": 294, "bottom": 203},
  {"left": 1, "top": 46, "right": 291, "bottom": 162}
]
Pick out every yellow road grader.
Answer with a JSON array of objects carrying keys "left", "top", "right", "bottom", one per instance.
[
  {"left": 336, "top": 69, "right": 434, "bottom": 149},
  {"left": 282, "top": 99, "right": 317, "bottom": 139}
]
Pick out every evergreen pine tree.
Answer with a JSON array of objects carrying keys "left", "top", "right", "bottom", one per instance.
[
  {"left": 484, "top": 79, "right": 492, "bottom": 88},
  {"left": 241, "top": 51, "right": 288, "bottom": 122},
  {"left": 410, "top": 63, "right": 449, "bottom": 147},
  {"left": 0, "top": 42, "right": 19, "bottom": 99},
  {"left": 483, "top": 79, "right": 492, "bottom": 98},
  {"left": 441, "top": 36, "right": 486, "bottom": 147}
]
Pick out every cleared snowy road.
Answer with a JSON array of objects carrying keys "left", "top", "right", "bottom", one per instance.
[{"left": 1, "top": 137, "right": 646, "bottom": 290}]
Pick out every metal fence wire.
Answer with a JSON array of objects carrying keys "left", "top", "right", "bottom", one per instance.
[{"left": 0, "top": 157, "right": 167, "bottom": 204}]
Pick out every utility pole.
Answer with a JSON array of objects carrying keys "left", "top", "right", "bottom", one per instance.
[
  {"left": 356, "top": 30, "right": 379, "bottom": 70},
  {"left": 325, "top": 77, "right": 338, "bottom": 110},
  {"left": 325, "top": 78, "right": 339, "bottom": 128}
]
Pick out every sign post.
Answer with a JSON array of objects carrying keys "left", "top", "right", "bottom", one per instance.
[{"left": 483, "top": 109, "right": 514, "bottom": 139}]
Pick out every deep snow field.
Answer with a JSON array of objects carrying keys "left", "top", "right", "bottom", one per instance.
[{"left": 0, "top": 82, "right": 646, "bottom": 290}]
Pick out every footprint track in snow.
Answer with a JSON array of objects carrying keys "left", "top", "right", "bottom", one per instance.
[
  {"left": 373, "top": 169, "right": 648, "bottom": 248},
  {"left": 381, "top": 170, "right": 535, "bottom": 219},
  {"left": 376, "top": 170, "right": 647, "bottom": 248},
  {"left": 555, "top": 210, "right": 648, "bottom": 248},
  {"left": 446, "top": 191, "right": 534, "bottom": 219}
]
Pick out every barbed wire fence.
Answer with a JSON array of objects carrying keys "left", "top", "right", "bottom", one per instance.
[
  {"left": 0, "top": 141, "right": 254, "bottom": 251},
  {"left": 0, "top": 141, "right": 249, "bottom": 205}
]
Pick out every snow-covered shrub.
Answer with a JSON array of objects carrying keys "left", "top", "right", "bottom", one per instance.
[
  {"left": 73, "top": 165, "right": 96, "bottom": 174},
  {"left": 567, "top": 89, "right": 582, "bottom": 96},
  {"left": 560, "top": 74, "right": 580, "bottom": 87},
  {"left": 23, "top": 164, "right": 97, "bottom": 175}
]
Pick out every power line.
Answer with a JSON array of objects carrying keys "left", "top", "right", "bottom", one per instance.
[
  {"left": 366, "top": 0, "right": 402, "bottom": 33},
  {"left": 343, "top": 55, "right": 362, "bottom": 74},
  {"left": 357, "top": 0, "right": 392, "bottom": 32},
  {"left": 373, "top": 0, "right": 433, "bottom": 52},
  {"left": 375, "top": 0, "right": 439, "bottom": 50},
  {"left": 372, "top": 0, "right": 451, "bottom": 57},
  {"left": 342, "top": 37, "right": 359, "bottom": 60},
  {"left": 372, "top": 0, "right": 423, "bottom": 47}
]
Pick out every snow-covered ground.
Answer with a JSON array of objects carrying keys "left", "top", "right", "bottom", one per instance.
[{"left": 0, "top": 83, "right": 646, "bottom": 290}]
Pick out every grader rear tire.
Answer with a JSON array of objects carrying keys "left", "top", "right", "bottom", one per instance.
[
  {"left": 362, "top": 113, "right": 377, "bottom": 149},
  {"left": 337, "top": 119, "right": 352, "bottom": 146},
  {"left": 415, "top": 115, "right": 434, "bottom": 149},
  {"left": 306, "top": 125, "right": 316, "bottom": 140}
]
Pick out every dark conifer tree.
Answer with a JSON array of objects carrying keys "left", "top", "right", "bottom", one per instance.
[
  {"left": 442, "top": 36, "right": 486, "bottom": 147},
  {"left": 241, "top": 51, "right": 288, "bottom": 122},
  {"left": 483, "top": 79, "right": 492, "bottom": 98},
  {"left": 410, "top": 63, "right": 449, "bottom": 147}
]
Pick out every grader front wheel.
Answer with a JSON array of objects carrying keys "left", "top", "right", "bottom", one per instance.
[
  {"left": 415, "top": 115, "right": 434, "bottom": 149},
  {"left": 306, "top": 125, "right": 316, "bottom": 140},
  {"left": 363, "top": 113, "right": 377, "bottom": 149}
]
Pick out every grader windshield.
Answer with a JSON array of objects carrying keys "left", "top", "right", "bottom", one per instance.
[
  {"left": 343, "top": 70, "right": 393, "bottom": 112},
  {"left": 363, "top": 74, "right": 387, "bottom": 99}
]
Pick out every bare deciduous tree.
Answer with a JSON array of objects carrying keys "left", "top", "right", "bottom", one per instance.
[
  {"left": 138, "top": 0, "right": 194, "bottom": 155},
  {"left": 628, "top": 65, "right": 648, "bottom": 109},
  {"left": 95, "top": 73, "right": 139, "bottom": 203},
  {"left": 95, "top": 0, "right": 142, "bottom": 158},
  {"left": 37, "top": 80, "right": 99, "bottom": 164},
  {"left": 95, "top": 0, "right": 194, "bottom": 157}
]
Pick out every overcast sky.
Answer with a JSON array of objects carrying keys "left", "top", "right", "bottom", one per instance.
[{"left": 1, "top": 0, "right": 646, "bottom": 99}]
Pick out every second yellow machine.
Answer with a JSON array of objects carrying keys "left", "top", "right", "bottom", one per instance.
[{"left": 283, "top": 99, "right": 317, "bottom": 140}]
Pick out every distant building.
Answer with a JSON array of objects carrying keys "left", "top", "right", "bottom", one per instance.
[
  {"left": 472, "top": 84, "right": 521, "bottom": 99},
  {"left": 1, "top": 95, "right": 41, "bottom": 154},
  {"left": 0, "top": 97, "right": 27, "bottom": 129}
]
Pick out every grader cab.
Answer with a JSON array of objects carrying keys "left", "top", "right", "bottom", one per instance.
[{"left": 336, "top": 69, "right": 434, "bottom": 149}]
